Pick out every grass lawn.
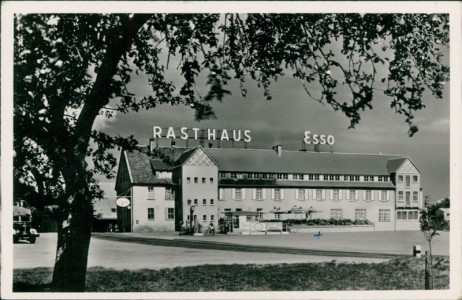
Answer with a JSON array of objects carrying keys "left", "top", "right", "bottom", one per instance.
[{"left": 13, "top": 256, "right": 449, "bottom": 292}]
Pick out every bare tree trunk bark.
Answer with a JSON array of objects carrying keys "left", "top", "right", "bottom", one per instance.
[
  {"left": 49, "top": 14, "right": 150, "bottom": 292},
  {"left": 52, "top": 188, "right": 94, "bottom": 291}
]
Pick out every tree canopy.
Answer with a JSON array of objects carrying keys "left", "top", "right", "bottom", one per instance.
[{"left": 14, "top": 14, "right": 449, "bottom": 204}]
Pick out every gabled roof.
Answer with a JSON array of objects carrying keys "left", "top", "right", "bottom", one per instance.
[
  {"left": 387, "top": 157, "right": 408, "bottom": 174},
  {"left": 205, "top": 148, "right": 402, "bottom": 176},
  {"left": 122, "top": 146, "right": 189, "bottom": 185},
  {"left": 119, "top": 146, "right": 413, "bottom": 185}
]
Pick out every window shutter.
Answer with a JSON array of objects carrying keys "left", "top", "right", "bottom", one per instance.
[
  {"left": 322, "top": 190, "right": 326, "bottom": 200},
  {"left": 271, "top": 189, "right": 275, "bottom": 200},
  {"left": 262, "top": 189, "right": 267, "bottom": 200},
  {"left": 313, "top": 189, "right": 317, "bottom": 200},
  {"left": 371, "top": 191, "right": 375, "bottom": 200},
  {"left": 339, "top": 190, "right": 342, "bottom": 200},
  {"left": 219, "top": 188, "right": 223, "bottom": 200},
  {"left": 232, "top": 188, "right": 236, "bottom": 199},
  {"left": 355, "top": 190, "right": 359, "bottom": 200},
  {"left": 346, "top": 190, "right": 350, "bottom": 200},
  {"left": 165, "top": 208, "right": 168, "bottom": 220},
  {"left": 363, "top": 190, "right": 366, "bottom": 200},
  {"left": 242, "top": 188, "right": 246, "bottom": 200},
  {"left": 305, "top": 189, "right": 309, "bottom": 200},
  {"left": 252, "top": 189, "right": 256, "bottom": 200},
  {"left": 295, "top": 189, "right": 299, "bottom": 200},
  {"left": 281, "top": 189, "right": 285, "bottom": 200},
  {"left": 330, "top": 190, "right": 333, "bottom": 200},
  {"left": 387, "top": 191, "right": 390, "bottom": 201},
  {"left": 379, "top": 191, "right": 382, "bottom": 201}
]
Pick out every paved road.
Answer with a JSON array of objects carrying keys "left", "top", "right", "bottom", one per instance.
[
  {"left": 93, "top": 233, "right": 402, "bottom": 259},
  {"left": 13, "top": 233, "right": 390, "bottom": 270}
]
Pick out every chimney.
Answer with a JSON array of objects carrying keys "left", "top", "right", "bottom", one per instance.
[
  {"left": 149, "top": 138, "right": 156, "bottom": 152},
  {"left": 273, "top": 145, "right": 282, "bottom": 156}
]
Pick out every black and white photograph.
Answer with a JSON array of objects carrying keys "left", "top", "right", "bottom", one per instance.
[{"left": 1, "top": 1, "right": 461, "bottom": 299}]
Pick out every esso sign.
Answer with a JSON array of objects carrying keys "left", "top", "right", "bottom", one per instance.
[{"left": 304, "top": 131, "right": 335, "bottom": 145}]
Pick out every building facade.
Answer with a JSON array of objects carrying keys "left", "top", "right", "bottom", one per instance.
[{"left": 115, "top": 145, "right": 423, "bottom": 232}]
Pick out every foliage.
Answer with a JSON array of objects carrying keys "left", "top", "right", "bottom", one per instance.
[
  {"left": 14, "top": 13, "right": 449, "bottom": 203},
  {"left": 420, "top": 199, "right": 450, "bottom": 240},
  {"left": 14, "top": 256, "right": 449, "bottom": 292}
]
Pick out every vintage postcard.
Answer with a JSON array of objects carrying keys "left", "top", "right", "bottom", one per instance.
[{"left": 1, "top": 1, "right": 461, "bottom": 299}]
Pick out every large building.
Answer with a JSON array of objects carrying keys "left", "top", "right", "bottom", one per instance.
[{"left": 115, "top": 144, "right": 423, "bottom": 233}]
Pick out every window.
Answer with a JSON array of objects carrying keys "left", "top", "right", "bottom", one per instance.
[
  {"left": 194, "top": 177, "right": 198, "bottom": 184},
  {"left": 365, "top": 190, "right": 372, "bottom": 201},
  {"left": 235, "top": 188, "right": 242, "bottom": 200},
  {"left": 406, "top": 192, "right": 411, "bottom": 205},
  {"left": 316, "top": 189, "right": 322, "bottom": 200},
  {"left": 333, "top": 189, "right": 340, "bottom": 200},
  {"left": 203, "top": 199, "right": 207, "bottom": 206},
  {"left": 111, "top": 208, "right": 116, "bottom": 213},
  {"left": 230, "top": 173, "right": 237, "bottom": 179},
  {"left": 219, "top": 188, "right": 224, "bottom": 200},
  {"left": 297, "top": 189, "right": 305, "bottom": 200},
  {"left": 364, "top": 176, "right": 374, "bottom": 182},
  {"left": 267, "top": 173, "right": 274, "bottom": 179},
  {"left": 413, "top": 175, "right": 419, "bottom": 183},
  {"left": 405, "top": 175, "right": 411, "bottom": 188},
  {"left": 236, "top": 208, "right": 242, "bottom": 211},
  {"left": 335, "top": 175, "right": 340, "bottom": 181},
  {"left": 355, "top": 209, "right": 366, "bottom": 221},
  {"left": 378, "top": 176, "right": 388, "bottom": 182},
  {"left": 187, "top": 199, "right": 192, "bottom": 205},
  {"left": 413, "top": 191, "right": 419, "bottom": 202},
  {"left": 262, "top": 173, "right": 268, "bottom": 179},
  {"left": 397, "top": 175, "right": 404, "bottom": 182},
  {"left": 256, "top": 188, "right": 263, "bottom": 200},
  {"left": 344, "top": 175, "right": 349, "bottom": 181},
  {"left": 148, "top": 187, "right": 155, "bottom": 199},
  {"left": 186, "top": 177, "right": 191, "bottom": 184},
  {"left": 330, "top": 209, "right": 343, "bottom": 220},
  {"left": 274, "top": 189, "right": 281, "bottom": 200},
  {"left": 379, "top": 209, "right": 390, "bottom": 222},
  {"left": 167, "top": 208, "right": 174, "bottom": 219},
  {"left": 237, "top": 173, "right": 244, "bottom": 179},
  {"left": 210, "top": 199, "right": 214, "bottom": 205},
  {"left": 219, "top": 172, "right": 226, "bottom": 178},
  {"left": 410, "top": 211, "right": 419, "bottom": 220},
  {"left": 203, "top": 215, "right": 207, "bottom": 222},
  {"left": 202, "top": 177, "right": 206, "bottom": 184},
  {"left": 210, "top": 177, "right": 214, "bottom": 184},
  {"left": 224, "top": 208, "right": 232, "bottom": 212},
  {"left": 165, "top": 188, "right": 173, "bottom": 200},
  {"left": 398, "top": 191, "right": 404, "bottom": 202},
  {"left": 294, "top": 174, "right": 304, "bottom": 180},
  {"left": 210, "top": 215, "right": 215, "bottom": 221},
  {"left": 381, "top": 190, "right": 388, "bottom": 201},
  {"left": 148, "top": 208, "right": 155, "bottom": 220},
  {"left": 329, "top": 175, "right": 335, "bottom": 181},
  {"left": 194, "top": 199, "right": 198, "bottom": 205},
  {"left": 276, "top": 173, "right": 288, "bottom": 179},
  {"left": 349, "top": 190, "right": 356, "bottom": 201}
]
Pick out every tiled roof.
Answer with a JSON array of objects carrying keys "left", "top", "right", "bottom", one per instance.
[
  {"left": 124, "top": 146, "right": 185, "bottom": 185},
  {"left": 122, "top": 146, "right": 408, "bottom": 185},
  {"left": 387, "top": 157, "right": 408, "bottom": 174},
  {"left": 206, "top": 148, "right": 402, "bottom": 175}
]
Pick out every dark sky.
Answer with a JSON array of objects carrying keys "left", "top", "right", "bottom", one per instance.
[
  {"left": 94, "top": 18, "right": 450, "bottom": 204},
  {"left": 96, "top": 75, "right": 449, "bottom": 203}
]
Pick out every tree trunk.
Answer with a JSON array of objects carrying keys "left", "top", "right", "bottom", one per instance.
[{"left": 52, "top": 186, "right": 94, "bottom": 292}]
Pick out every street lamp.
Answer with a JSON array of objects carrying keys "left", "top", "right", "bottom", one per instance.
[{"left": 190, "top": 205, "right": 196, "bottom": 230}]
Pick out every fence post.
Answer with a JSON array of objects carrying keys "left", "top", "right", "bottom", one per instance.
[{"left": 425, "top": 250, "right": 433, "bottom": 290}]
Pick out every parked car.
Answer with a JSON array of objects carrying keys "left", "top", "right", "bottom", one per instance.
[{"left": 13, "top": 204, "right": 40, "bottom": 244}]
